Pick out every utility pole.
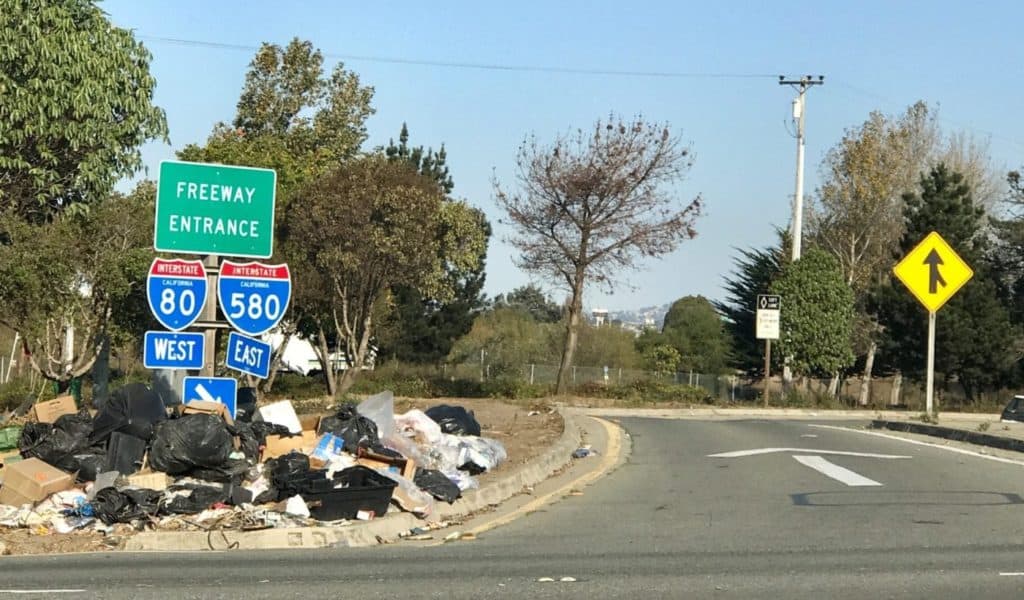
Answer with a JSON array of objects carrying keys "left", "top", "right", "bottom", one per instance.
[{"left": 779, "top": 75, "right": 824, "bottom": 261}]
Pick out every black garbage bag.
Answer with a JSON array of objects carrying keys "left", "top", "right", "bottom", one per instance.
[
  {"left": 425, "top": 405, "right": 481, "bottom": 436},
  {"left": 92, "top": 487, "right": 162, "bottom": 524},
  {"left": 265, "top": 452, "right": 312, "bottom": 499},
  {"left": 90, "top": 383, "right": 167, "bottom": 444},
  {"left": 19, "top": 414, "right": 104, "bottom": 477},
  {"left": 413, "top": 468, "right": 461, "bottom": 504},
  {"left": 149, "top": 414, "right": 233, "bottom": 475},
  {"left": 162, "top": 483, "right": 229, "bottom": 515},
  {"left": 318, "top": 403, "right": 379, "bottom": 452},
  {"left": 228, "top": 421, "right": 293, "bottom": 463},
  {"left": 188, "top": 458, "right": 250, "bottom": 485},
  {"left": 72, "top": 453, "right": 107, "bottom": 482},
  {"left": 459, "top": 461, "right": 486, "bottom": 476}
]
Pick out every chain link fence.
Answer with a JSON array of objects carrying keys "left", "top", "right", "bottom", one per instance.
[{"left": 443, "top": 361, "right": 1014, "bottom": 411}]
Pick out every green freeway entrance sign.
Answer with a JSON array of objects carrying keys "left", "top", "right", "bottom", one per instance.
[{"left": 154, "top": 160, "right": 277, "bottom": 258}]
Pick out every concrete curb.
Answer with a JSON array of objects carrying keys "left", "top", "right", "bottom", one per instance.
[
  {"left": 125, "top": 410, "right": 584, "bottom": 551},
  {"left": 575, "top": 407, "right": 1001, "bottom": 421},
  {"left": 870, "top": 419, "right": 1024, "bottom": 453}
]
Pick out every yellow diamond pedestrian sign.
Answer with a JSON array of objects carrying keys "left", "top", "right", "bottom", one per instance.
[{"left": 892, "top": 231, "right": 973, "bottom": 313}]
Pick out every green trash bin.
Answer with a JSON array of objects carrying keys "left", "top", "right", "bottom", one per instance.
[{"left": 0, "top": 426, "right": 21, "bottom": 451}]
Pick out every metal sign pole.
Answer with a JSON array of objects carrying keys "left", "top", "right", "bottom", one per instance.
[
  {"left": 201, "top": 255, "right": 220, "bottom": 377},
  {"left": 763, "top": 339, "right": 772, "bottom": 407},
  {"left": 925, "top": 310, "right": 936, "bottom": 415}
]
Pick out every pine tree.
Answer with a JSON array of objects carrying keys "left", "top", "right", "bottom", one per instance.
[{"left": 874, "top": 165, "right": 1018, "bottom": 402}]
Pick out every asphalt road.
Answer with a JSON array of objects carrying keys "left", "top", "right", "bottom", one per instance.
[{"left": 4, "top": 417, "right": 1024, "bottom": 599}]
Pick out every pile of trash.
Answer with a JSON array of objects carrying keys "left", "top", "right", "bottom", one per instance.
[{"left": 0, "top": 387, "right": 505, "bottom": 536}]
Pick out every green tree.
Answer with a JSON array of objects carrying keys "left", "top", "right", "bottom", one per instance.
[
  {"left": 874, "top": 165, "right": 1017, "bottom": 401},
  {"left": 495, "top": 115, "right": 703, "bottom": 394},
  {"left": 810, "top": 102, "right": 1003, "bottom": 404},
  {"left": 178, "top": 38, "right": 374, "bottom": 207},
  {"left": 447, "top": 307, "right": 559, "bottom": 377},
  {"left": 376, "top": 125, "right": 491, "bottom": 365},
  {"left": 642, "top": 344, "right": 681, "bottom": 376},
  {"left": 770, "top": 248, "right": 855, "bottom": 392},
  {"left": 660, "top": 295, "right": 731, "bottom": 374},
  {"left": 284, "top": 157, "right": 484, "bottom": 396},
  {"left": 714, "top": 230, "right": 789, "bottom": 373},
  {"left": 0, "top": 185, "right": 155, "bottom": 387},
  {"left": 573, "top": 323, "right": 641, "bottom": 369},
  {"left": 0, "top": 0, "right": 167, "bottom": 222},
  {"left": 493, "top": 285, "right": 563, "bottom": 323}
]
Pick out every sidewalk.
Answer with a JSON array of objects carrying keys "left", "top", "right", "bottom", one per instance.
[{"left": 870, "top": 412, "right": 1024, "bottom": 453}]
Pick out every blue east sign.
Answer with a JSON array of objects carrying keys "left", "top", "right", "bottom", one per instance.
[
  {"left": 225, "top": 332, "right": 272, "bottom": 379},
  {"left": 218, "top": 261, "right": 291, "bottom": 336},
  {"left": 143, "top": 331, "right": 205, "bottom": 370},
  {"left": 146, "top": 258, "right": 208, "bottom": 331}
]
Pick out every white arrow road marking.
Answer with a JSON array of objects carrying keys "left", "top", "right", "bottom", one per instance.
[
  {"left": 792, "top": 455, "right": 883, "bottom": 487},
  {"left": 708, "top": 447, "right": 911, "bottom": 459}
]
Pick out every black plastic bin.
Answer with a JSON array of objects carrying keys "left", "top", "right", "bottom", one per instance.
[{"left": 305, "top": 466, "right": 397, "bottom": 521}]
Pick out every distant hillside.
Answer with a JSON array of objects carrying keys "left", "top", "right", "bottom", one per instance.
[{"left": 606, "top": 304, "right": 671, "bottom": 330}]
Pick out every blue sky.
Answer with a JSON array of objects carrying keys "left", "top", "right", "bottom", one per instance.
[{"left": 102, "top": 0, "right": 1024, "bottom": 311}]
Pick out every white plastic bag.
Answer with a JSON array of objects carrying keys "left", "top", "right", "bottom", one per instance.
[{"left": 357, "top": 391, "right": 395, "bottom": 440}]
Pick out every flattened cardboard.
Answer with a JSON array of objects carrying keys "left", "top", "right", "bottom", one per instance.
[
  {"left": 0, "top": 457, "right": 73, "bottom": 506},
  {"left": 31, "top": 395, "right": 77, "bottom": 423},
  {"left": 355, "top": 448, "right": 416, "bottom": 480},
  {"left": 261, "top": 430, "right": 318, "bottom": 460},
  {"left": 181, "top": 400, "right": 235, "bottom": 426},
  {"left": 124, "top": 471, "right": 171, "bottom": 491}
]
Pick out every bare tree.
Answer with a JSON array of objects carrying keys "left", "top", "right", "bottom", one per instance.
[{"left": 495, "top": 115, "right": 702, "bottom": 394}]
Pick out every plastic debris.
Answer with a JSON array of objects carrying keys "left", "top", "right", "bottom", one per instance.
[{"left": 284, "top": 495, "right": 310, "bottom": 518}]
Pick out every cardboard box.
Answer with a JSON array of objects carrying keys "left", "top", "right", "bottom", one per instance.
[
  {"left": 0, "top": 457, "right": 73, "bottom": 506},
  {"left": 0, "top": 449, "right": 23, "bottom": 486},
  {"left": 123, "top": 471, "right": 171, "bottom": 491},
  {"left": 182, "top": 400, "right": 234, "bottom": 426},
  {"left": 31, "top": 395, "right": 77, "bottom": 423},
  {"left": 298, "top": 414, "right": 322, "bottom": 432},
  {"left": 262, "top": 430, "right": 318, "bottom": 460},
  {"left": 256, "top": 400, "right": 302, "bottom": 434},
  {"left": 356, "top": 448, "right": 416, "bottom": 480}
]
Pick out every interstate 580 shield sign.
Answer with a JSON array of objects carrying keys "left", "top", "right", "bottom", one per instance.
[
  {"left": 146, "top": 258, "right": 208, "bottom": 331},
  {"left": 217, "top": 261, "right": 291, "bottom": 336}
]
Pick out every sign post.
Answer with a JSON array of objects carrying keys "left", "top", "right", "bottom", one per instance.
[
  {"left": 756, "top": 294, "right": 781, "bottom": 407},
  {"left": 893, "top": 231, "right": 973, "bottom": 415}
]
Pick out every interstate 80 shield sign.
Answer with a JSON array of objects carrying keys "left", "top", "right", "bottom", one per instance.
[
  {"left": 217, "top": 261, "right": 291, "bottom": 337},
  {"left": 146, "top": 258, "right": 208, "bottom": 331}
]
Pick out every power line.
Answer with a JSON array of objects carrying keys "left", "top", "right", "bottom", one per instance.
[{"left": 138, "top": 34, "right": 780, "bottom": 80}]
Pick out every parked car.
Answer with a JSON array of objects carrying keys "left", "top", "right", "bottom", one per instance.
[{"left": 1000, "top": 395, "right": 1024, "bottom": 423}]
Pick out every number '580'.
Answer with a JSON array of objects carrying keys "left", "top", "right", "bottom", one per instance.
[{"left": 227, "top": 293, "right": 282, "bottom": 321}]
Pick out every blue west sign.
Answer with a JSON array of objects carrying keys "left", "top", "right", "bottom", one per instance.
[{"left": 143, "top": 331, "right": 205, "bottom": 370}]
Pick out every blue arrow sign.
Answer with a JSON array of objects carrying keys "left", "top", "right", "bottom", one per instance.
[
  {"left": 225, "top": 332, "right": 272, "bottom": 379},
  {"left": 143, "top": 331, "right": 205, "bottom": 370},
  {"left": 146, "top": 258, "right": 208, "bottom": 331},
  {"left": 218, "top": 261, "right": 291, "bottom": 336},
  {"left": 182, "top": 376, "right": 238, "bottom": 420}
]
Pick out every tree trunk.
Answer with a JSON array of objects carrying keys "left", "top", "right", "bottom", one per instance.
[
  {"left": 555, "top": 279, "right": 585, "bottom": 395},
  {"left": 335, "top": 313, "right": 374, "bottom": 398},
  {"left": 314, "top": 327, "right": 337, "bottom": 397},
  {"left": 828, "top": 372, "right": 840, "bottom": 398},
  {"left": 890, "top": 371, "right": 903, "bottom": 406},
  {"left": 858, "top": 340, "right": 876, "bottom": 406}
]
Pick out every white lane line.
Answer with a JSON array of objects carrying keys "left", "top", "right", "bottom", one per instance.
[
  {"left": 0, "top": 591, "right": 86, "bottom": 595},
  {"left": 801, "top": 434, "right": 818, "bottom": 438},
  {"left": 792, "top": 455, "right": 883, "bottom": 487},
  {"left": 808, "top": 424, "right": 1024, "bottom": 467},
  {"left": 708, "top": 447, "right": 911, "bottom": 459},
  {"left": 999, "top": 572, "right": 1024, "bottom": 576}
]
